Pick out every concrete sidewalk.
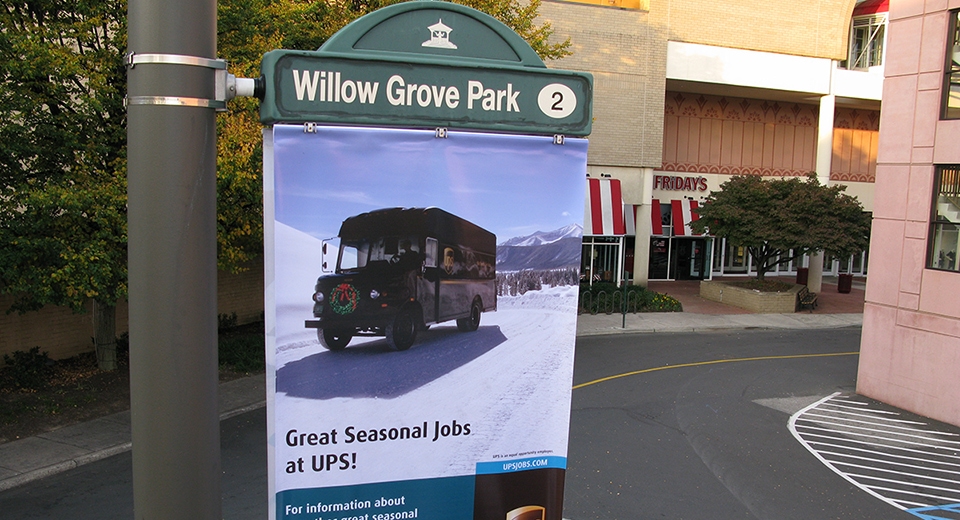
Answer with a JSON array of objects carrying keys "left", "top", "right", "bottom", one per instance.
[
  {"left": 0, "top": 375, "right": 266, "bottom": 492},
  {"left": 0, "top": 279, "right": 865, "bottom": 491},
  {"left": 577, "top": 310, "right": 862, "bottom": 336},
  {"left": 578, "top": 276, "right": 865, "bottom": 335}
]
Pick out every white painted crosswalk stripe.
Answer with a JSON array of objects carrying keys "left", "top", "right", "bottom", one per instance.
[{"left": 790, "top": 393, "right": 960, "bottom": 517}]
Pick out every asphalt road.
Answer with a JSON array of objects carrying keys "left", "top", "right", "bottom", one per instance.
[
  {"left": 565, "top": 327, "right": 913, "bottom": 520},
  {"left": 0, "top": 327, "right": 914, "bottom": 519},
  {"left": 0, "top": 409, "right": 268, "bottom": 519}
]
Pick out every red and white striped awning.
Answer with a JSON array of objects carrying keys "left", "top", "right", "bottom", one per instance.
[
  {"left": 648, "top": 199, "right": 702, "bottom": 236},
  {"left": 586, "top": 192, "right": 703, "bottom": 237},
  {"left": 671, "top": 199, "right": 701, "bottom": 236},
  {"left": 651, "top": 200, "right": 663, "bottom": 235},
  {"left": 585, "top": 178, "right": 626, "bottom": 235}
]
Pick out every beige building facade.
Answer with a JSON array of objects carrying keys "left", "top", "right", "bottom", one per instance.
[{"left": 540, "top": 0, "right": 882, "bottom": 289}]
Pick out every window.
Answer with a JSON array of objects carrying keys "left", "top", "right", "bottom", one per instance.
[
  {"left": 929, "top": 166, "right": 960, "bottom": 272},
  {"left": 658, "top": 201, "right": 673, "bottom": 236},
  {"left": 582, "top": 236, "right": 622, "bottom": 285},
  {"left": 944, "top": 11, "right": 960, "bottom": 119},
  {"left": 424, "top": 237, "right": 438, "bottom": 268},
  {"left": 845, "top": 15, "right": 886, "bottom": 69}
]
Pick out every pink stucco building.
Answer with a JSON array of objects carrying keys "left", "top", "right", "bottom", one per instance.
[{"left": 858, "top": 0, "right": 960, "bottom": 427}]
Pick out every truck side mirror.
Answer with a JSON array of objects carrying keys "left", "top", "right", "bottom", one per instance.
[{"left": 321, "top": 239, "right": 337, "bottom": 273}]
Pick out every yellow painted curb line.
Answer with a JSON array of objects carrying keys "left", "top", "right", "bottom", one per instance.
[{"left": 573, "top": 352, "right": 859, "bottom": 390}]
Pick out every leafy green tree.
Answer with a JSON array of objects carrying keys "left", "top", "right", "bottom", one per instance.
[
  {"left": 0, "top": 0, "right": 127, "bottom": 370},
  {"left": 0, "top": 0, "right": 568, "bottom": 371},
  {"left": 215, "top": 0, "right": 572, "bottom": 273},
  {"left": 689, "top": 174, "right": 871, "bottom": 282}
]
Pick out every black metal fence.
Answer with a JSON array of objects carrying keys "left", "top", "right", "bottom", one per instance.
[
  {"left": 578, "top": 288, "right": 643, "bottom": 315},
  {"left": 577, "top": 283, "right": 683, "bottom": 315}
]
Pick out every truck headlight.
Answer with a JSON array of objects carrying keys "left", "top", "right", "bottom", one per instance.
[
  {"left": 313, "top": 291, "right": 325, "bottom": 303},
  {"left": 370, "top": 289, "right": 380, "bottom": 299}
]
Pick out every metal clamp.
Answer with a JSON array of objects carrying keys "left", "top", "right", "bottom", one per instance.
[
  {"left": 126, "top": 52, "right": 227, "bottom": 70},
  {"left": 435, "top": 128, "right": 448, "bottom": 139},
  {"left": 553, "top": 134, "right": 565, "bottom": 145},
  {"left": 125, "top": 96, "right": 226, "bottom": 110},
  {"left": 125, "top": 53, "right": 261, "bottom": 110}
]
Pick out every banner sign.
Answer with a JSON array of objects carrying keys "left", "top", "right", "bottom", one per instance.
[
  {"left": 259, "top": 2, "right": 593, "bottom": 136},
  {"left": 261, "top": 53, "right": 591, "bottom": 135},
  {"left": 264, "top": 124, "right": 587, "bottom": 519},
  {"left": 262, "top": 3, "right": 592, "bottom": 519}
]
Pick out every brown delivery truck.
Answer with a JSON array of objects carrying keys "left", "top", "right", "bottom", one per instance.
[{"left": 305, "top": 207, "right": 496, "bottom": 351}]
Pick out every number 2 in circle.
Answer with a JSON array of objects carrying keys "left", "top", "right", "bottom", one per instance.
[{"left": 537, "top": 83, "right": 576, "bottom": 119}]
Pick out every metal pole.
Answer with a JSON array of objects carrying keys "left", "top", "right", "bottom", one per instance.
[
  {"left": 127, "top": 0, "right": 221, "bottom": 517},
  {"left": 621, "top": 274, "right": 627, "bottom": 328}
]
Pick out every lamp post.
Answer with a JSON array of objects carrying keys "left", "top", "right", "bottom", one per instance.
[{"left": 127, "top": 0, "right": 221, "bottom": 516}]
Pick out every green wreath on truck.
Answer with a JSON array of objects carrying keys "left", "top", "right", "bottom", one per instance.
[{"left": 330, "top": 283, "right": 359, "bottom": 315}]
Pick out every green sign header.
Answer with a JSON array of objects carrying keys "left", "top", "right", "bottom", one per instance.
[{"left": 259, "top": 1, "right": 593, "bottom": 136}]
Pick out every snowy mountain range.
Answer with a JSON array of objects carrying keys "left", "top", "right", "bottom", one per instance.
[
  {"left": 499, "top": 223, "right": 583, "bottom": 247},
  {"left": 497, "top": 224, "right": 582, "bottom": 271}
]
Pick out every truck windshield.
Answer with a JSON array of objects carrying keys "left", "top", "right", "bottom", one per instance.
[{"left": 337, "top": 236, "right": 420, "bottom": 273}]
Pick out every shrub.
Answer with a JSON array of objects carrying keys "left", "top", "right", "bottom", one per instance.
[
  {"left": 578, "top": 283, "right": 682, "bottom": 314},
  {"left": 1, "top": 347, "right": 54, "bottom": 391},
  {"left": 218, "top": 312, "right": 239, "bottom": 331},
  {"left": 218, "top": 320, "right": 265, "bottom": 373},
  {"left": 219, "top": 335, "right": 265, "bottom": 373}
]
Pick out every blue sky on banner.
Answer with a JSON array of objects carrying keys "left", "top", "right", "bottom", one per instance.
[{"left": 272, "top": 124, "right": 588, "bottom": 244}]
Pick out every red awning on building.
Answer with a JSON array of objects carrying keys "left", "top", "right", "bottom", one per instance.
[
  {"left": 853, "top": 0, "right": 888, "bottom": 16},
  {"left": 585, "top": 178, "right": 626, "bottom": 235},
  {"left": 671, "top": 199, "right": 701, "bottom": 236},
  {"left": 650, "top": 200, "right": 663, "bottom": 235},
  {"left": 648, "top": 199, "right": 702, "bottom": 236}
]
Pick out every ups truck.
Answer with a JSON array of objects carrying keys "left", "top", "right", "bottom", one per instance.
[{"left": 305, "top": 207, "right": 497, "bottom": 351}]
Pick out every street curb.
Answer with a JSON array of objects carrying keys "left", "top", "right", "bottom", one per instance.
[
  {"left": 0, "top": 442, "right": 132, "bottom": 492},
  {"left": 0, "top": 400, "right": 267, "bottom": 492},
  {"left": 576, "top": 313, "right": 864, "bottom": 337},
  {"left": 220, "top": 400, "right": 267, "bottom": 421},
  {"left": 576, "top": 322, "right": 864, "bottom": 337}
]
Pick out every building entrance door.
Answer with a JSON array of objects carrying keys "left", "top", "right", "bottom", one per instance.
[
  {"left": 672, "top": 238, "right": 706, "bottom": 280},
  {"left": 648, "top": 238, "right": 669, "bottom": 280}
]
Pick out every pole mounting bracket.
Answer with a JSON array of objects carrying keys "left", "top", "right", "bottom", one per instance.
[{"left": 125, "top": 52, "right": 227, "bottom": 70}]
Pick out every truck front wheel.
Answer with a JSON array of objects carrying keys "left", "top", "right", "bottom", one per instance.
[
  {"left": 387, "top": 308, "right": 418, "bottom": 351},
  {"left": 457, "top": 297, "right": 482, "bottom": 332},
  {"left": 318, "top": 328, "right": 352, "bottom": 351}
]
